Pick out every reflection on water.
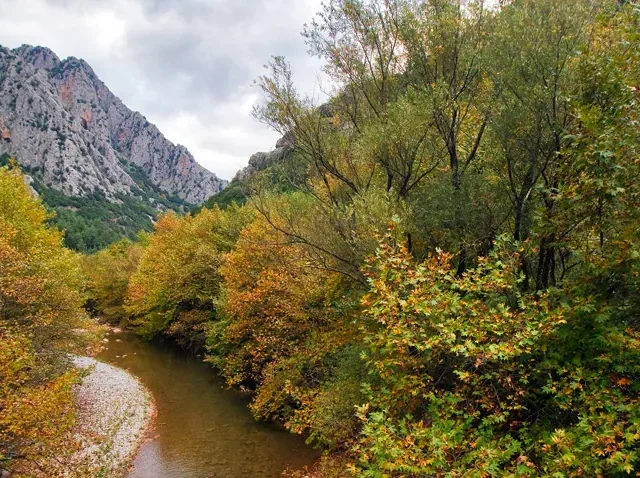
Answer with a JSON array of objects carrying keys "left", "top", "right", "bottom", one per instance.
[{"left": 98, "top": 333, "right": 317, "bottom": 478}]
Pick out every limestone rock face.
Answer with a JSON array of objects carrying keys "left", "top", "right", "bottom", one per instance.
[
  {"left": 0, "top": 45, "right": 226, "bottom": 204},
  {"left": 234, "top": 133, "right": 294, "bottom": 182}
]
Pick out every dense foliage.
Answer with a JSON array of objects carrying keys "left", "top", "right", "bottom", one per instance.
[
  {"left": 83, "top": 0, "right": 639, "bottom": 476},
  {"left": 82, "top": 237, "right": 146, "bottom": 324},
  {"left": 125, "top": 205, "right": 253, "bottom": 350},
  {"left": 355, "top": 233, "right": 639, "bottom": 475},
  {"left": 0, "top": 153, "right": 190, "bottom": 253},
  {"left": 0, "top": 165, "right": 96, "bottom": 475}
]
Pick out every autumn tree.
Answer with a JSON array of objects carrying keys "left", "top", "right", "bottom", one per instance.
[
  {"left": 212, "top": 212, "right": 331, "bottom": 386},
  {"left": 211, "top": 208, "right": 364, "bottom": 448},
  {"left": 0, "top": 165, "right": 95, "bottom": 474},
  {"left": 83, "top": 237, "right": 146, "bottom": 324},
  {"left": 126, "top": 205, "right": 252, "bottom": 350}
]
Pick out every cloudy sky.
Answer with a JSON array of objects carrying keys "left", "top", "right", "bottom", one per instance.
[{"left": 0, "top": 0, "right": 328, "bottom": 179}]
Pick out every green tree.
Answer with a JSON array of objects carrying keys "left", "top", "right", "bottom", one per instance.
[{"left": 83, "top": 237, "right": 147, "bottom": 323}]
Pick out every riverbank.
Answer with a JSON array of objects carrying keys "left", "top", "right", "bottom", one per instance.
[
  {"left": 97, "top": 332, "right": 318, "bottom": 476},
  {"left": 69, "top": 355, "right": 155, "bottom": 476}
]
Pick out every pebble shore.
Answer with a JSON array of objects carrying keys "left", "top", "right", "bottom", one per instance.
[{"left": 70, "top": 356, "right": 154, "bottom": 476}]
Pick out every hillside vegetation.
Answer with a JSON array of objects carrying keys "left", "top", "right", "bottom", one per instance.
[
  {"left": 0, "top": 153, "right": 189, "bottom": 252},
  {"left": 31, "top": 167, "right": 189, "bottom": 253}
]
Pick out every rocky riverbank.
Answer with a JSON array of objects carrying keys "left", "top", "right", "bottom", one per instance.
[{"left": 69, "top": 356, "right": 155, "bottom": 476}]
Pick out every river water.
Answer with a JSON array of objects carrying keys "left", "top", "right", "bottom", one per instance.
[{"left": 98, "top": 332, "right": 318, "bottom": 477}]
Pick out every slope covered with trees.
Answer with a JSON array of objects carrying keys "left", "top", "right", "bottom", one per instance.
[
  {"left": 1, "top": 152, "right": 191, "bottom": 252},
  {"left": 83, "top": 0, "right": 639, "bottom": 475}
]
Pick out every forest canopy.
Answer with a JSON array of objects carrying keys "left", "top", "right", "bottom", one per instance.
[{"left": 58, "top": 0, "right": 640, "bottom": 476}]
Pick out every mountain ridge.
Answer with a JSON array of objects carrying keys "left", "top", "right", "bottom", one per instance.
[{"left": 0, "top": 44, "right": 227, "bottom": 204}]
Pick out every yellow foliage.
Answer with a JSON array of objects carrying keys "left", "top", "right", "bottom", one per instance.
[
  {"left": 83, "top": 238, "right": 145, "bottom": 323},
  {"left": 0, "top": 166, "right": 93, "bottom": 473},
  {"left": 125, "top": 204, "right": 253, "bottom": 347},
  {"left": 219, "top": 213, "right": 328, "bottom": 385}
]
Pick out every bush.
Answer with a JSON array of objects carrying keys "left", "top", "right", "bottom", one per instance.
[{"left": 353, "top": 233, "right": 640, "bottom": 476}]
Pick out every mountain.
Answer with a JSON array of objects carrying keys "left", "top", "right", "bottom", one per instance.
[
  {"left": 0, "top": 44, "right": 228, "bottom": 251},
  {"left": 0, "top": 45, "right": 226, "bottom": 204},
  {"left": 203, "top": 132, "right": 295, "bottom": 210}
]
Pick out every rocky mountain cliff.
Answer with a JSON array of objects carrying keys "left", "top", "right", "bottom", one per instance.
[
  {"left": 202, "top": 133, "right": 297, "bottom": 211},
  {"left": 233, "top": 132, "right": 295, "bottom": 182},
  {"left": 0, "top": 44, "right": 226, "bottom": 204}
]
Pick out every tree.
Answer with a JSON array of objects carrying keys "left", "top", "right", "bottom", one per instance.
[
  {"left": 213, "top": 212, "right": 331, "bottom": 386},
  {"left": 488, "top": 0, "right": 595, "bottom": 289},
  {"left": 212, "top": 211, "right": 364, "bottom": 449},
  {"left": 126, "top": 205, "right": 252, "bottom": 349},
  {"left": 83, "top": 237, "right": 146, "bottom": 323},
  {"left": 0, "top": 165, "right": 95, "bottom": 474}
]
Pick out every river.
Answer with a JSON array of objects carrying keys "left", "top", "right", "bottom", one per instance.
[{"left": 98, "top": 332, "right": 318, "bottom": 477}]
